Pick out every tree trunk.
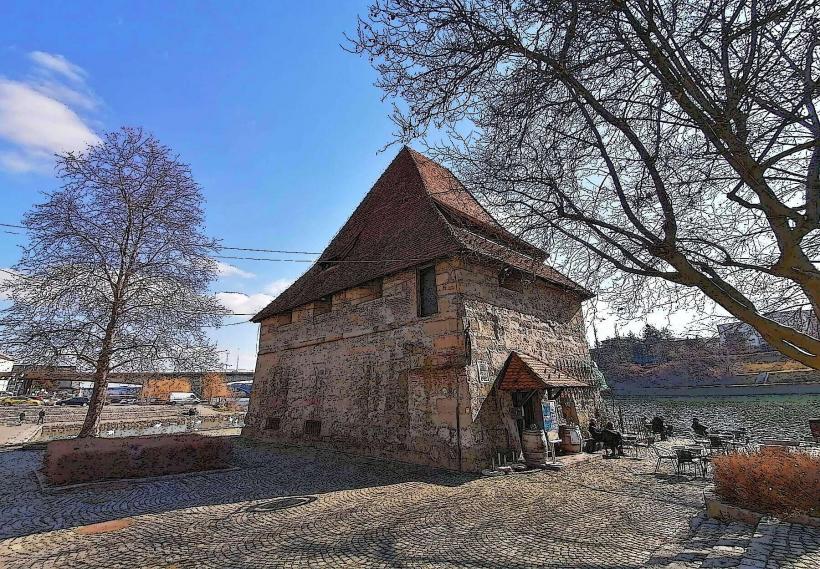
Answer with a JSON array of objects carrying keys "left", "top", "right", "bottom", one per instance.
[
  {"left": 77, "top": 367, "right": 108, "bottom": 438},
  {"left": 77, "top": 310, "right": 117, "bottom": 438}
]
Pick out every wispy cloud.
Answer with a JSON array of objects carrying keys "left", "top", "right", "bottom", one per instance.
[
  {"left": 264, "top": 278, "right": 294, "bottom": 296},
  {"left": 215, "top": 261, "right": 255, "bottom": 279},
  {"left": 0, "top": 51, "right": 101, "bottom": 173},
  {"left": 29, "top": 51, "right": 87, "bottom": 83},
  {"left": 215, "top": 278, "right": 294, "bottom": 315}
]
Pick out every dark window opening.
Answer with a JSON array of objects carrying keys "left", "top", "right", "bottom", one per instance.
[
  {"left": 499, "top": 267, "right": 524, "bottom": 292},
  {"left": 304, "top": 420, "right": 322, "bottom": 437},
  {"left": 417, "top": 265, "right": 439, "bottom": 317},
  {"left": 314, "top": 296, "right": 332, "bottom": 316},
  {"left": 264, "top": 417, "right": 281, "bottom": 431},
  {"left": 368, "top": 277, "right": 383, "bottom": 299}
]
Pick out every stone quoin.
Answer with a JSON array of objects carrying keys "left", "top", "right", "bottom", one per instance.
[{"left": 243, "top": 147, "right": 604, "bottom": 472}]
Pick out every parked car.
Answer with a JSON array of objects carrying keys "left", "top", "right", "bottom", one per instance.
[
  {"left": 0, "top": 396, "right": 42, "bottom": 406},
  {"left": 113, "top": 397, "right": 137, "bottom": 405},
  {"left": 56, "top": 396, "right": 90, "bottom": 406},
  {"left": 168, "top": 392, "right": 201, "bottom": 406}
]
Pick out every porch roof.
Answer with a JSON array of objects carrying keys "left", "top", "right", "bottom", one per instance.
[{"left": 498, "top": 352, "right": 589, "bottom": 391}]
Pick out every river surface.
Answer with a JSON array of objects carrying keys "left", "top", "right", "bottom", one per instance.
[{"left": 613, "top": 394, "right": 819, "bottom": 442}]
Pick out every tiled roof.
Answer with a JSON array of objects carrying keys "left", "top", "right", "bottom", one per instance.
[
  {"left": 252, "top": 147, "right": 592, "bottom": 322},
  {"left": 498, "top": 352, "right": 589, "bottom": 391}
]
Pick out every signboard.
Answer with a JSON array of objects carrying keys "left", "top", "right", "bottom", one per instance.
[{"left": 541, "top": 399, "right": 560, "bottom": 440}]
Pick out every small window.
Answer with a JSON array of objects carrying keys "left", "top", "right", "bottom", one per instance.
[
  {"left": 367, "top": 277, "right": 383, "bottom": 299},
  {"left": 476, "top": 361, "right": 491, "bottom": 383},
  {"left": 314, "top": 296, "right": 332, "bottom": 316},
  {"left": 264, "top": 417, "right": 281, "bottom": 431},
  {"left": 417, "top": 266, "right": 439, "bottom": 317},
  {"left": 499, "top": 267, "right": 523, "bottom": 292},
  {"left": 304, "top": 420, "right": 321, "bottom": 437},
  {"left": 274, "top": 311, "right": 292, "bottom": 327}
]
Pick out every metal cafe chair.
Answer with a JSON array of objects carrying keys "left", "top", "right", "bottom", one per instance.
[
  {"left": 707, "top": 436, "right": 728, "bottom": 455},
  {"left": 650, "top": 444, "right": 678, "bottom": 473},
  {"left": 674, "top": 447, "right": 705, "bottom": 476}
]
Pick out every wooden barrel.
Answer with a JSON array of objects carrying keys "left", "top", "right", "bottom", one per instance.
[{"left": 522, "top": 428, "right": 548, "bottom": 467}]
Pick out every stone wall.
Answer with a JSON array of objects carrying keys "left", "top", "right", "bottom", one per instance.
[
  {"left": 244, "top": 259, "right": 470, "bottom": 470},
  {"left": 456, "top": 259, "right": 601, "bottom": 464},
  {"left": 245, "top": 256, "right": 600, "bottom": 472}
]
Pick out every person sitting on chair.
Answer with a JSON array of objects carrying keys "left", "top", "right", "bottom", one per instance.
[
  {"left": 601, "top": 421, "right": 625, "bottom": 457},
  {"left": 586, "top": 418, "right": 604, "bottom": 453},
  {"left": 650, "top": 416, "right": 667, "bottom": 441},
  {"left": 692, "top": 417, "right": 709, "bottom": 438}
]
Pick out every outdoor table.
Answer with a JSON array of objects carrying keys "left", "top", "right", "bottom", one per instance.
[
  {"left": 622, "top": 434, "right": 641, "bottom": 458},
  {"left": 673, "top": 446, "right": 708, "bottom": 477}
]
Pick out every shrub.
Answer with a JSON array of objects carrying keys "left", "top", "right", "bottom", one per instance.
[
  {"left": 713, "top": 447, "right": 820, "bottom": 518},
  {"left": 44, "top": 433, "right": 232, "bottom": 485}
]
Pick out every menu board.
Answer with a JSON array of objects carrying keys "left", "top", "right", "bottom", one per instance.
[{"left": 541, "top": 399, "right": 560, "bottom": 440}]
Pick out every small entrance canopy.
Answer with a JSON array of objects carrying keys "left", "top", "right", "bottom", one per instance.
[{"left": 498, "top": 352, "right": 589, "bottom": 392}]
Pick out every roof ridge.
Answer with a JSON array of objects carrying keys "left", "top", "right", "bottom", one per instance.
[{"left": 252, "top": 147, "right": 592, "bottom": 322}]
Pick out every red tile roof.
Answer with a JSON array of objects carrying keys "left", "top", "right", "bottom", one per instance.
[
  {"left": 498, "top": 352, "right": 590, "bottom": 391},
  {"left": 252, "top": 147, "right": 592, "bottom": 322}
]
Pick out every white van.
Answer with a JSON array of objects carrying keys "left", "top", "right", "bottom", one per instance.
[{"left": 168, "top": 392, "right": 201, "bottom": 406}]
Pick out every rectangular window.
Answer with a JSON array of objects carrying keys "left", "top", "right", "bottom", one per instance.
[
  {"left": 417, "top": 265, "right": 439, "bottom": 317},
  {"left": 274, "top": 311, "right": 292, "bottom": 327},
  {"left": 314, "top": 296, "right": 332, "bottom": 316},
  {"left": 264, "top": 417, "right": 281, "bottom": 431},
  {"left": 304, "top": 420, "right": 322, "bottom": 437},
  {"left": 476, "top": 361, "right": 490, "bottom": 383},
  {"left": 367, "top": 277, "right": 383, "bottom": 299},
  {"left": 499, "top": 267, "right": 523, "bottom": 292}
]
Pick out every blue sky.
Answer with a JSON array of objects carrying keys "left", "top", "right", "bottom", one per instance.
[
  {"left": 0, "top": 1, "right": 407, "bottom": 369},
  {"left": 0, "top": 1, "right": 691, "bottom": 370}
]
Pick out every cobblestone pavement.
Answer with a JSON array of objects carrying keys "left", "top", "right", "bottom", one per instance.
[{"left": 0, "top": 439, "right": 817, "bottom": 568}]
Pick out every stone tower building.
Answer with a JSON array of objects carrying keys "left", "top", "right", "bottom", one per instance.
[{"left": 244, "top": 147, "right": 603, "bottom": 472}]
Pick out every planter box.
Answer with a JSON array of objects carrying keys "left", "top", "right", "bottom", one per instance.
[
  {"left": 44, "top": 433, "right": 232, "bottom": 485},
  {"left": 704, "top": 487, "right": 820, "bottom": 528}
]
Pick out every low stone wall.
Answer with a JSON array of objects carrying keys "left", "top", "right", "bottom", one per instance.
[
  {"left": 43, "top": 433, "right": 233, "bottom": 485},
  {"left": 38, "top": 413, "right": 245, "bottom": 440},
  {"left": 704, "top": 488, "right": 820, "bottom": 528}
]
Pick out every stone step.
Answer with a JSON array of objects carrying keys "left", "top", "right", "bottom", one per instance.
[{"left": 654, "top": 515, "right": 756, "bottom": 569}]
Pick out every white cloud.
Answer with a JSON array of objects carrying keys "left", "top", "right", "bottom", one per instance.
[
  {"left": 215, "top": 261, "right": 255, "bottom": 279},
  {"left": 214, "top": 278, "right": 294, "bottom": 315},
  {"left": 0, "top": 51, "right": 100, "bottom": 173},
  {"left": 29, "top": 51, "right": 87, "bottom": 83},
  {"left": 0, "top": 268, "right": 19, "bottom": 300},
  {"left": 264, "top": 278, "right": 294, "bottom": 296},
  {"left": 215, "top": 292, "right": 275, "bottom": 315}
]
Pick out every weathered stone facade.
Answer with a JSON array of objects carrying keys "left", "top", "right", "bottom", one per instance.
[
  {"left": 244, "top": 257, "right": 602, "bottom": 472},
  {"left": 243, "top": 148, "right": 602, "bottom": 472}
]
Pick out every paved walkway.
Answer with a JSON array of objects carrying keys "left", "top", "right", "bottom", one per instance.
[
  {"left": 0, "top": 424, "right": 41, "bottom": 446},
  {"left": 0, "top": 439, "right": 817, "bottom": 568}
]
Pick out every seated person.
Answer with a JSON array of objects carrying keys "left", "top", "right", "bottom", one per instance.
[
  {"left": 650, "top": 416, "right": 667, "bottom": 441},
  {"left": 601, "top": 421, "right": 625, "bottom": 457},
  {"left": 585, "top": 418, "right": 604, "bottom": 453},
  {"left": 692, "top": 417, "right": 709, "bottom": 438}
]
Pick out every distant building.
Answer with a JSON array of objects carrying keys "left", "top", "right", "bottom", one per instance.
[
  {"left": 718, "top": 310, "right": 819, "bottom": 351},
  {"left": 245, "top": 147, "right": 603, "bottom": 472},
  {"left": 0, "top": 353, "right": 13, "bottom": 392}
]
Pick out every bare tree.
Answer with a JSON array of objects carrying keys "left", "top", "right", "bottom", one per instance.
[
  {"left": 352, "top": 0, "right": 820, "bottom": 368},
  {"left": 0, "top": 128, "right": 226, "bottom": 436}
]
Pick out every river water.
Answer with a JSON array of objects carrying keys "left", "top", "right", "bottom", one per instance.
[{"left": 613, "top": 394, "right": 819, "bottom": 442}]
